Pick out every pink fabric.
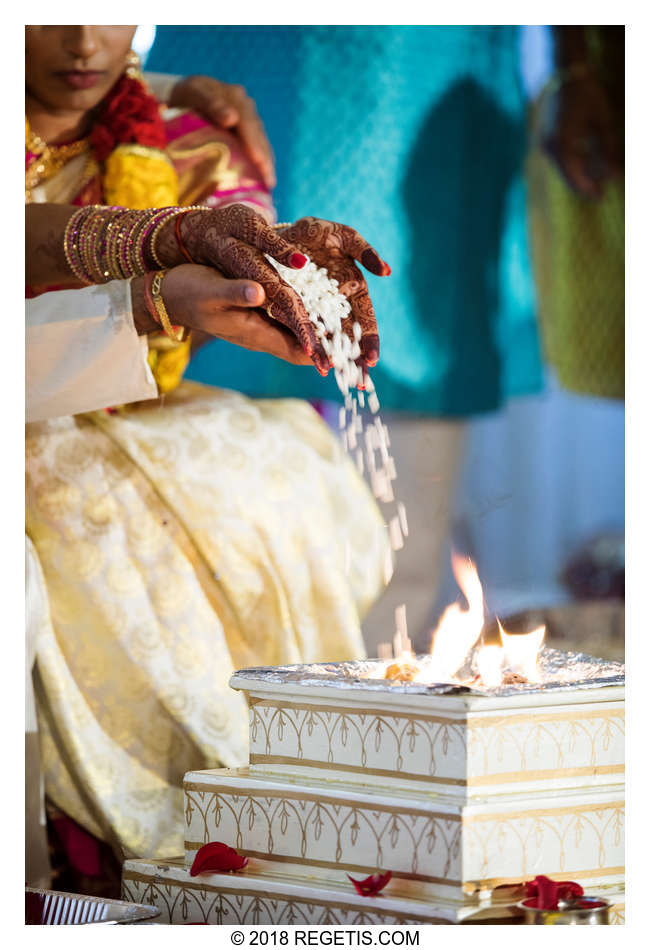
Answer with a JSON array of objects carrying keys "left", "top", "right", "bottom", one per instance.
[
  {"left": 163, "top": 109, "right": 274, "bottom": 220},
  {"left": 51, "top": 815, "right": 102, "bottom": 877},
  {"left": 164, "top": 110, "right": 212, "bottom": 143}
]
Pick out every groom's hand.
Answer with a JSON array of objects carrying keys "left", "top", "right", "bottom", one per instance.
[{"left": 131, "top": 265, "right": 312, "bottom": 367}]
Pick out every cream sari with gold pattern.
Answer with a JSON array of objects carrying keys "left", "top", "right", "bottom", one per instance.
[
  {"left": 27, "top": 385, "right": 388, "bottom": 858},
  {"left": 26, "top": 125, "right": 388, "bottom": 858}
]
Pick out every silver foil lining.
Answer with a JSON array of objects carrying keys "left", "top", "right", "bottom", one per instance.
[{"left": 232, "top": 648, "right": 624, "bottom": 697}]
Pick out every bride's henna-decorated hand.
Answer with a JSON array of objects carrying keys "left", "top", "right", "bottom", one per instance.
[
  {"left": 154, "top": 204, "right": 330, "bottom": 375},
  {"left": 278, "top": 217, "right": 391, "bottom": 367}
]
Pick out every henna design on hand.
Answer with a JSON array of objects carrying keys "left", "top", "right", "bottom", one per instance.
[
  {"left": 156, "top": 204, "right": 328, "bottom": 373},
  {"left": 181, "top": 204, "right": 307, "bottom": 270},
  {"left": 279, "top": 217, "right": 390, "bottom": 366}
]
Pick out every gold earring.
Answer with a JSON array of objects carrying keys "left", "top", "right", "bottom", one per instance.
[{"left": 125, "top": 49, "right": 142, "bottom": 79}]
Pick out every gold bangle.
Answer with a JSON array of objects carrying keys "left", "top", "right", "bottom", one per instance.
[
  {"left": 150, "top": 270, "right": 187, "bottom": 343},
  {"left": 150, "top": 205, "right": 208, "bottom": 268}
]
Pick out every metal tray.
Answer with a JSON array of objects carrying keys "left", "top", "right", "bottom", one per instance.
[{"left": 25, "top": 887, "right": 160, "bottom": 925}]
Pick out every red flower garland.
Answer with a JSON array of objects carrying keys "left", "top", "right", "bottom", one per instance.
[{"left": 89, "top": 75, "right": 167, "bottom": 162}]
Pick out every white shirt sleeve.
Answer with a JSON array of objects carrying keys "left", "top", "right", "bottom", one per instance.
[{"left": 26, "top": 280, "right": 158, "bottom": 422}]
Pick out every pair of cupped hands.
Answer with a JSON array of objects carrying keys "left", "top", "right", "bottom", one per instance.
[
  {"left": 148, "top": 207, "right": 389, "bottom": 376},
  {"left": 141, "top": 75, "right": 389, "bottom": 375}
]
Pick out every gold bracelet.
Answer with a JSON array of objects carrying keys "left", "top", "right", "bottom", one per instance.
[
  {"left": 149, "top": 205, "right": 209, "bottom": 268},
  {"left": 150, "top": 270, "right": 187, "bottom": 343}
]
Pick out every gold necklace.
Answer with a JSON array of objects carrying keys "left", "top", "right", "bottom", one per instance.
[{"left": 25, "top": 130, "right": 91, "bottom": 202}]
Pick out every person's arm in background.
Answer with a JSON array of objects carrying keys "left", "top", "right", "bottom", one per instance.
[
  {"left": 540, "top": 26, "right": 623, "bottom": 199},
  {"left": 145, "top": 71, "right": 276, "bottom": 188}
]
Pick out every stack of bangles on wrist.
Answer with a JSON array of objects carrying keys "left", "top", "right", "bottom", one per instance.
[
  {"left": 143, "top": 270, "right": 187, "bottom": 343},
  {"left": 62, "top": 204, "right": 206, "bottom": 285}
]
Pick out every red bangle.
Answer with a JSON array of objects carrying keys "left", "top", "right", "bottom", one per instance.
[
  {"left": 175, "top": 212, "right": 195, "bottom": 264},
  {"left": 143, "top": 272, "right": 161, "bottom": 327}
]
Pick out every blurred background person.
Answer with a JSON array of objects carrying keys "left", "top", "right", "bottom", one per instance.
[
  {"left": 445, "top": 24, "right": 624, "bottom": 658},
  {"left": 528, "top": 25, "right": 624, "bottom": 400},
  {"left": 145, "top": 25, "right": 544, "bottom": 650},
  {"left": 144, "top": 24, "right": 623, "bottom": 659}
]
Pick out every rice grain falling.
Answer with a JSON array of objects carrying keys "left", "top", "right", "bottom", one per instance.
[
  {"left": 395, "top": 604, "right": 408, "bottom": 645},
  {"left": 377, "top": 641, "right": 393, "bottom": 661},
  {"left": 268, "top": 253, "right": 410, "bottom": 642},
  {"left": 389, "top": 515, "right": 404, "bottom": 551},
  {"left": 383, "top": 548, "right": 395, "bottom": 584}
]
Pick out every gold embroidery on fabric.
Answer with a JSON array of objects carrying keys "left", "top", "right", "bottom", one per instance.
[
  {"left": 27, "top": 385, "right": 387, "bottom": 856},
  {"left": 168, "top": 140, "right": 241, "bottom": 202}
]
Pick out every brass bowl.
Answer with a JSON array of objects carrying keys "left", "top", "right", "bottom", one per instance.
[{"left": 517, "top": 897, "right": 612, "bottom": 925}]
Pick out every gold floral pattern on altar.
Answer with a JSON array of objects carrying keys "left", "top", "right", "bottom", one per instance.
[
  {"left": 184, "top": 785, "right": 461, "bottom": 882},
  {"left": 465, "top": 800, "right": 624, "bottom": 883},
  {"left": 249, "top": 701, "right": 466, "bottom": 779},
  {"left": 183, "top": 783, "right": 624, "bottom": 892},
  {"left": 122, "top": 871, "right": 442, "bottom": 925},
  {"left": 247, "top": 699, "right": 624, "bottom": 787},
  {"left": 610, "top": 902, "right": 625, "bottom": 924},
  {"left": 466, "top": 708, "right": 625, "bottom": 780}
]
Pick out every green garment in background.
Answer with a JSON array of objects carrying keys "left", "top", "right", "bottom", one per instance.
[{"left": 528, "top": 26, "right": 624, "bottom": 400}]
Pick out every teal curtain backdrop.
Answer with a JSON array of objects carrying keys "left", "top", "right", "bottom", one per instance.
[{"left": 147, "top": 25, "right": 543, "bottom": 415}]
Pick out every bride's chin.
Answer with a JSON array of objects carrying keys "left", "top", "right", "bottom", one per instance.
[{"left": 45, "top": 77, "right": 115, "bottom": 113}]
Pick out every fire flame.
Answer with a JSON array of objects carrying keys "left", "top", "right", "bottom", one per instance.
[
  {"left": 499, "top": 621, "right": 545, "bottom": 683},
  {"left": 427, "top": 552, "right": 485, "bottom": 681},
  {"left": 381, "top": 553, "right": 546, "bottom": 689},
  {"left": 475, "top": 645, "right": 504, "bottom": 688}
]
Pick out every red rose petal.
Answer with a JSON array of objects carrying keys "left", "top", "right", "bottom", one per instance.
[
  {"left": 557, "top": 881, "right": 584, "bottom": 901},
  {"left": 524, "top": 875, "right": 584, "bottom": 910},
  {"left": 347, "top": 871, "right": 392, "bottom": 897},
  {"left": 189, "top": 841, "right": 249, "bottom": 876}
]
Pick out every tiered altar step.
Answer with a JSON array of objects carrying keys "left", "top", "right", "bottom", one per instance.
[
  {"left": 239, "top": 673, "right": 625, "bottom": 801},
  {"left": 122, "top": 663, "right": 625, "bottom": 924},
  {"left": 121, "top": 856, "right": 625, "bottom": 925},
  {"left": 182, "top": 767, "right": 623, "bottom": 904}
]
